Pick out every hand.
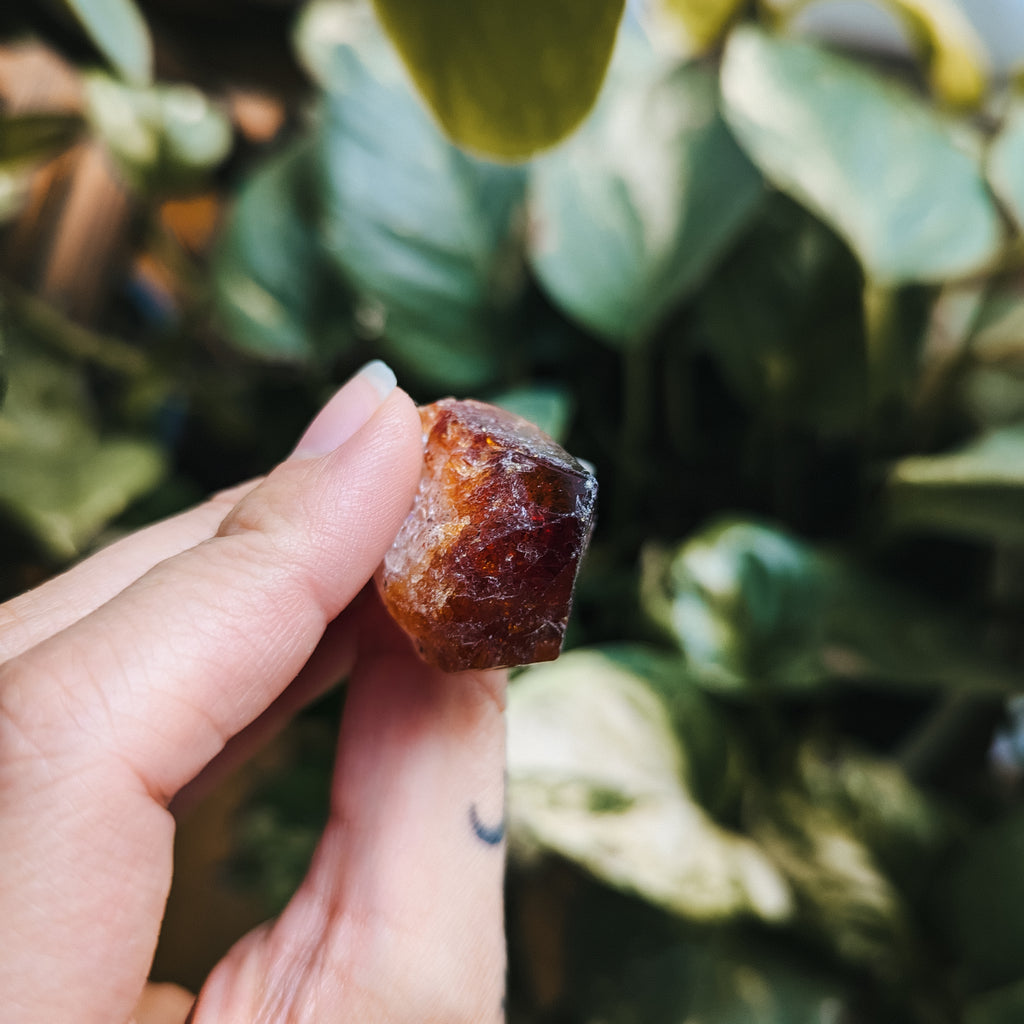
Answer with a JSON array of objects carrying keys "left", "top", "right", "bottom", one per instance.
[{"left": 0, "top": 363, "right": 508, "bottom": 1024}]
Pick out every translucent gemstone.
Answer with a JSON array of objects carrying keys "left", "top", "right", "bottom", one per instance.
[{"left": 378, "top": 398, "right": 598, "bottom": 672}]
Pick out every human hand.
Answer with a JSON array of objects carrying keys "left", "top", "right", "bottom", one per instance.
[{"left": 0, "top": 363, "right": 508, "bottom": 1023}]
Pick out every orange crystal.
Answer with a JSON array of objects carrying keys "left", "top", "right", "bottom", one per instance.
[{"left": 378, "top": 398, "right": 598, "bottom": 672}]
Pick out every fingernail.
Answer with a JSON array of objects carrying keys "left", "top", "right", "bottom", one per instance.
[
  {"left": 293, "top": 360, "right": 397, "bottom": 457},
  {"left": 358, "top": 359, "right": 397, "bottom": 403}
]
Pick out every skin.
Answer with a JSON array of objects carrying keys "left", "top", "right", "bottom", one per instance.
[{"left": 0, "top": 367, "right": 508, "bottom": 1023}]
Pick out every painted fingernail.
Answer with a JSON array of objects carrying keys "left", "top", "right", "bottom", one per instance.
[{"left": 293, "top": 359, "right": 398, "bottom": 457}]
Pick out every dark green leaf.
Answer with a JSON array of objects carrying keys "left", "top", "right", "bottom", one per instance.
[
  {"left": 299, "top": 3, "right": 527, "bottom": 389},
  {"left": 529, "top": 49, "right": 762, "bottom": 343},
  {"left": 693, "top": 195, "right": 866, "bottom": 437},
  {"left": 939, "top": 808, "right": 1024, "bottom": 991},
  {"left": 64, "top": 0, "right": 153, "bottom": 85},
  {"left": 686, "top": 937, "right": 851, "bottom": 1024},
  {"left": 641, "top": 520, "right": 829, "bottom": 693},
  {"left": 369, "top": 0, "right": 624, "bottom": 158},
  {"left": 721, "top": 26, "right": 1002, "bottom": 284},
  {"left": 643, "top": 518, "right": 1020, "bottom": 694},
  {"left": 213, "top": 140, "right": 351, "bottom": 363},
  {"left": 966, "top": 978, "right": 1024, "bottom": 1024}
]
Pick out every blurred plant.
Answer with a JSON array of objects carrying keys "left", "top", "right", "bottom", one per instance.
[{"left": 5, "top": 0, "right": 1024, "bottom": 1021}]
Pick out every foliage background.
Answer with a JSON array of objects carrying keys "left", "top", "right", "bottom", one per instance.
[{"left": 4, "top": 0, "right": 1024, "bottom": 1021}]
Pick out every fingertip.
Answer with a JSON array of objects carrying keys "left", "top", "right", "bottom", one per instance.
[{"left": 292, "top": 360, "right": 400, "bottom": 458}]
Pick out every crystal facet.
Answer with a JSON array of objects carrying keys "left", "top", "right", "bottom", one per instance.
[{"left": 379, "top": 398, "right": 598, "bottom": 672}]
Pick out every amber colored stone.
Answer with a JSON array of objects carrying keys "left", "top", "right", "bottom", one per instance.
[{"left": 378, "top": 398, "right": 598, "bottom": 672}]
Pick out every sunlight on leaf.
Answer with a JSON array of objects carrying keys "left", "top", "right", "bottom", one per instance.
[
  {"left": 65, "top": 0, "right": 153, "bottom": 85},
  {"left": 0, "top": 350, "right": 164, "bottom": 559},
  {"left": 721, "top": 26, "right": 1002, "bottom": 285},
  {"left": 642, "top": 520, "right": 828, "bottom": 693},
  {"left": 529, "top": 43, "right": 762, "bottom": 343},
  {"left": 756, "top": 789, "right": 912, "bottom": 973},
  {"left": 508, "top": 649, "right": 794, "bottom": 922},
  {"left": 887, "top": 426, "right": 1024, "bottom": 544},
  {"left": 85, "top": 74, "right": 232, "bottom": 196}
]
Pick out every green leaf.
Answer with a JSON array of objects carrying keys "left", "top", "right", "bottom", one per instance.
[
  {"left": 756, "top": 790, "right": 913, "bottom": 973},
  {"left": 0, "top": 350, "right": 165, "bottom": 559},
  {"left": 643, "top": 518, "right": 1020, "bottom": 695},
  {"left": 213, "top": 140, "right": 351, "bottom": 363},
  {"left": 641, "top": 520, "right": 829, "bottom": 693},
  {"left": 720, "top": 26, "right": 1002, "bottom": 285},
  {"left": 64, "top": 0, "right": 154, "bottom": 85},
  {"left": 0, "top": 113, "right": 82, "bottom": 167},
  {"left": 789, "top": 743, "right": 948, "bottom": 898},
  {"left": 369, "top": 0, "right": 624, "bottom": 159},
  {"left": 693, "top": 194, "right": 866, "bottom": 437},
  {"left": 487, "top": 384, "right": 574, "bottom": 443},
  {"left": 85, "top": 74, "right": 232, "bottom": 196},
  {"left": 886, "top": 426, "right": 1024, "bottom": 544},
  {"left": 507, "top": 649, "right": 793, "bottom": 922},
  {"left": 553, "top": 877, "right": 703, "bottom": 1023},
  {"left": 956, "top": 287, "right": 1024, "bottom": 428},
  {"left": 300, "top": 2, "right": 526, "bottom": 389},
  {"left": 989, "top": 101, "right": 1024, "bottom": 232},
  {"left": 529, "top": 51, "right": 762, "bottom": 343}
]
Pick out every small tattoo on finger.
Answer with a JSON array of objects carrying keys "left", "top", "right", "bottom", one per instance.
[{"left": 469, "top": 802, "right": 505, "bottom": 845}]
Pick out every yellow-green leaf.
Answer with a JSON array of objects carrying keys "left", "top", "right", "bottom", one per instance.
[
  {"left": 877, "top": 0, "right": 989, "bottom": 108},
  {"left": 370, "top": 0, "right": 625, "bottom": 159},
  {"left": 656, "top": 0, "right": 746, "bottom": 54}
]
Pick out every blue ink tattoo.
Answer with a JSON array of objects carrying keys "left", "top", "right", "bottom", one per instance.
[{"left": 469, "top": 802, "right": 505, "bottom": 845}]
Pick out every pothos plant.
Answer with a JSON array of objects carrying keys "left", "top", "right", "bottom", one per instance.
[{"left": 3, "top": 0, "right": 1024, "bottom": 1021}]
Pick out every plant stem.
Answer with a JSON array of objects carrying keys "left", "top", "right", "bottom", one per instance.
[
  {"left": 2, "top": 284, "right": 146, "bottom": 376},
  {"left": 862, "top": 279, "right": 911, "bottom": 452},
  {"left": 612, "top": 333, "right": 654, "bottom": 534}
]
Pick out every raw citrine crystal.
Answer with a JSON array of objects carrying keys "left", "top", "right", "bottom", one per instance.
[{"left": 378, "top": 398, "right": 598, "bottom": 672}]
